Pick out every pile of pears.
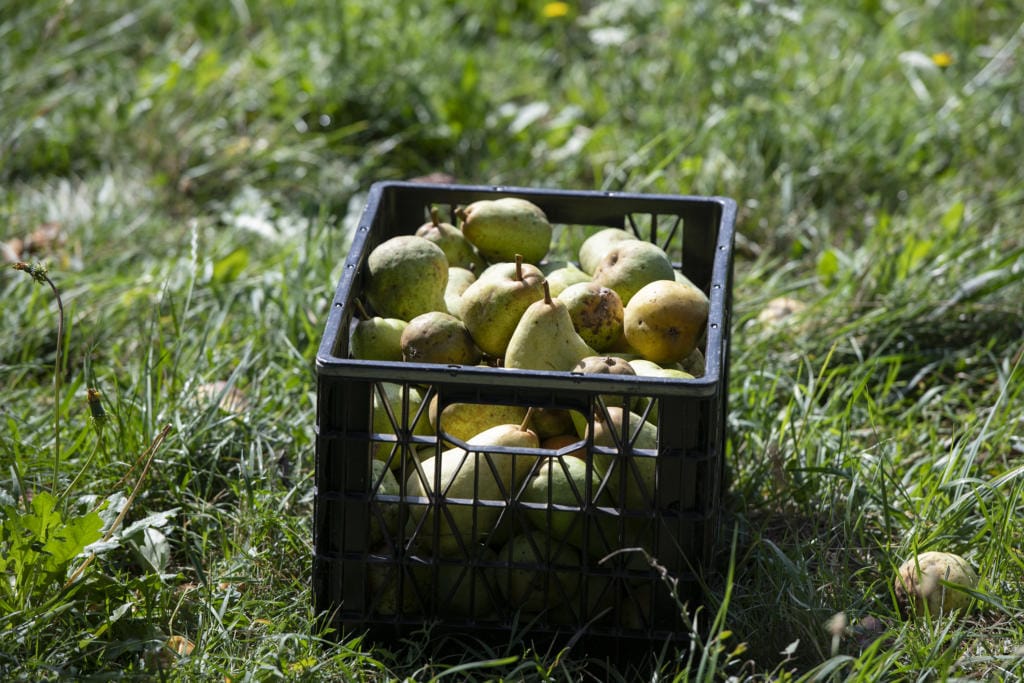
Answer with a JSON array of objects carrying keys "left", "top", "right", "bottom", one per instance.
[
  {"left": 351, "top": 197, "right": 710, "bottom": 374},
  {"left": 350, "top": 196, "right": 712, "bottom": 626}
]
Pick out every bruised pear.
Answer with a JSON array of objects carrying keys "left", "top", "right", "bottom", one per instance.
[
  {"left": 624, "top": 279, "right": 709, "bottom": 364},
  {"left": 458, "top": 197, "right": 552, "bottom": 265},
  {"left": 557, "top": 282, "right": 625, "bottom": 352},
  {"left": 578, "top": 227, "right": 632, "bottom": 275}
]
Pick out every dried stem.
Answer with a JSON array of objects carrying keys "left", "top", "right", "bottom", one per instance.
[{"left": 14, "top": 261, "right": 65, "bottom": 491}]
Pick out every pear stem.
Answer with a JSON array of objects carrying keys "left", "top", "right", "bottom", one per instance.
[
  {"left": 429, "top": 206, "right": 441, "bottom": 227},
  {"left": 353, "top": 299, "right": 370, "bottom": 320},
  {"left": 514, "top": 254, "right": 523, "bottom": 282},
  {"left": 542, "top": 280, "right": 552, "bottom": 305},
  {"left": 519, "top": 407, "right": 534, "bottom": 432}
]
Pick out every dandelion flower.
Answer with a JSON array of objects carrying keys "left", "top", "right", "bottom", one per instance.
[
  {"left": 543, "top": 2, "right": 570, "bottom": 19},
  {"left": 931, "top": 52, "right": 954, "bottom": 68}
]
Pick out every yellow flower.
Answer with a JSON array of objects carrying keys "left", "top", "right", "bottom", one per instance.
[
  {"left": 543, "top": 2, "right": 570, "bottom": 19},
  {"left": 931, "top": 51, "right": 954, "bottom": 68}
]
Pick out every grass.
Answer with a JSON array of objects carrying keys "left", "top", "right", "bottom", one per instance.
[{"left": 2, "top": 0, "right": 1023, "bottom": 679}]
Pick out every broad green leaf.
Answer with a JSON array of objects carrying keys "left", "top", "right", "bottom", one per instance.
[
  {"left": 39, "top": 510, "right": 104, "bottom": 576},
  {"left": 817, "top": 249, "right": 840, "bottom": 286},
  {"left": 212, "top": 247, "right": 250, "bottom": 283}
]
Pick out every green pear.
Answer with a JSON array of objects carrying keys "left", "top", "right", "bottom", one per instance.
[
  {"left": 371, "top": 383, "right": 434, "bottom": 470},
  {"left": 557, "top": 282, "right": 625, "bottom": 352},
  {"left": 349, "top": 302, "right": 407, "bottom": 361},
  {"left": 429, "top": 397, "right": 529, "bottom": 447},
  {"left": 400, "top": 311, "right": 481, "bottom": 365},
  {"left": 624, "top": 279, "right": 709, "bottom": 364},
  {"left": 372, "top": 383, "right": 433, "bottom": 437},
  {"left": 505, "top": 281, "right": 596, "bottom": 371},
  {"left": 578, "top": 227, "right": 632, "bottom": 275},
  {"left": 521, "top": 456, "right": 620, "bottom": 561},
  {"left": 459, "top": 255, "right": 546, "bottom": 358},
  {"left": 406, "top": 417, "right": 540, "bottom": 557},
  {"left": 410, "top": 547, "right": 500, "bottom": 618},
  {"left": 674, "top": 268, "right": 706, "bottom": 293},
  {"left": 494, "top": 530, "right": 581, "bottom": 614},
  {"left": 444, "top": 267, "right": 476, "bottom": 318},
  {"left": 544, "top": 263, "right": 591, "bottom": 297},
  {"left": 364, "top": 235, "right": 449, "bottom": 321},
  {"left": 416, "top": 206, "right": 488, "bottom": 273},
  {"left": 369, "top": 460, "right": 402, "bottom": 547},
  {"left": 529, "top": 408, "right": 579, "bottom": 440},
  {"left": 587, "top": 406, "right": 658, "bottom": 511},
  {"left": 680, "top": 346, "right": 706, "bottom": 378},
  {"left": 626, "top": 359, "right": 695, "bottom": 423},
  {"left": 590, "top": 239, "right": 675, "bottom": 306},
  {"left": 457, "top": 197, "right": 552, "bottom": 265},
  {"left": 365, "top": 548, "right": 417, "bottom": 616}
]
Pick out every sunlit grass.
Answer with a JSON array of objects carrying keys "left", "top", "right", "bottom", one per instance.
[{"left": 2, "top": 0, "right": 1023, "bottom": 679}]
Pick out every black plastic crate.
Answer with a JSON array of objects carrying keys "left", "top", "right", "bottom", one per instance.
[{"left": 314, "top": 181, "right": 736, "bottom": 648}]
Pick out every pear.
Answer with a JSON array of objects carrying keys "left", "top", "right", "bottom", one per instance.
[
  {"left": 369, "top": 460, "right": 402, "bottom": 547},
  {"left": 400, "top": 311, "right": 481, "bottom": 365},
  {"left": 521, "top": 456, "right": 619, "bottom": 561},
  {"left": 416, "top": 206, "right": 487, "bottom": 273},
  {"left": 366, "top": 547, "right": 417, "bottom": 616},
  {"left": 349, "top": 300, "right": 407, "bottom": 361},
  {"left": 572, "top": 355, "right": 636, "bottom": 412},
  {"left": 529, "top": 408, "right": 579, "bottom": 440},
  {"left": 674, "top": 268, "right": 707, "bottom": 294},
  {"left": 458, "top": 197, "right": 552, "bottom": 265},
  {"left": 505, "top": 281, "right": 596, "bottom": 371},
  {"left": 626, "top": 359, "right": 695, "bottom": 423},
  {"left": 680, "top": 346, "right": 706, "bottom": 377},
  {"left": 459, "top": 255, "right": 546, "bottom": 358},
  {"left": 624, "top": 279, "right": 709, "bottom": 364},
  {"left": 494, "top": 530, "right": 581, "bottom": 614},
  {"left": 540, "top": 433, "right": 587, "bottom": 458},
  {"left": 406, "top": 415, "right": 540, "bottom": 557},
  {"left": 372, "top": 383, "right": 433, "bottom": 438},
  {"left": 544, "top": 263, "right": 591, "bottom": 297},
  {"left": 364, "top": 235, "right": 449, "bottom": 321},
  {"left": 429, "top": 397, "right": 529, "bottom": 447},
  {"left": 444, "top": 266, "right": 476, "bottom": 318},
  {"left": 578, "top": 227, "right": 632, "bottom": 275},
  {"left": 587, "top": 406, "right": 658, "bottom": 510},
  {"left": 371, "top": 383, "right": 434, "bottom": 470},
  {"left": 410, "top": 546, "right": 501, "bottom": 618},
  {"left": 557, "top": 282, "right": 625, "bottom": 352},
  {"left": 590, "top": 239, "right": 676, "bottom": 306}
]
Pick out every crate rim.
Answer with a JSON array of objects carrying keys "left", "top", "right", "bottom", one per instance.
[{"left": 316, "top": 181, "right": 736, "bottom": 399}]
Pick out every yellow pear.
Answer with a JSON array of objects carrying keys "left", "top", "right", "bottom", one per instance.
[{"left": 624, "top": 279, "right": 709, "bottom": 364}]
